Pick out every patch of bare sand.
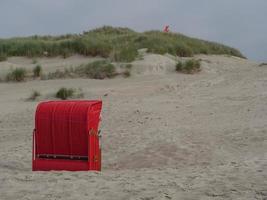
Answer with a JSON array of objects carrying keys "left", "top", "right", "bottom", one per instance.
[{"left": 131, "top": 54, "right": 177, "bottom": 75}]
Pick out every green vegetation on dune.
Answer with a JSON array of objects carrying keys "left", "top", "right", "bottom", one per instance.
[
  {"left": 0, "top": 26, "right": 245, "bottom": 61},
  {"left": 75, "top": 60, "right": 116, "bottom": 79},
  {"left": 33, "top": 64, "right": 42, "bottom": 77},
  {"left": 0, "top": 53, "right": 7, "bottom": 61},
  {"left": 176, "top": 59, "right": 201, "bottom": 74},
  {"left": 55, "top": 87, "right": 75, "bottom": 100},
  {"left": 55, "top": 87, "right": 84, "bottom": 100},
  {"left": 6, "top": 68, "right": 26, "bottom": 82}
]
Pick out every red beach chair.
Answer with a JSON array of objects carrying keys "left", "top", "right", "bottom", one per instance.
[{"left": 32, "top": 100, "right": 102, "bottom": 171}]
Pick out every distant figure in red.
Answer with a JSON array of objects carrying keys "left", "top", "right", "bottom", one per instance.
[{"left": 163, "top": 25, "right": 170, "bottom": 33}]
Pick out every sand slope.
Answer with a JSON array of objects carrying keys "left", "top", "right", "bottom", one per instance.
[{"left": 0, "top": 54, "right": 266, "bottom": 200}]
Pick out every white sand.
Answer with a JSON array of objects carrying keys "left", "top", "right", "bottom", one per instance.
[{"left": 0, "top": 54, "right": 266, "bottom": 199}]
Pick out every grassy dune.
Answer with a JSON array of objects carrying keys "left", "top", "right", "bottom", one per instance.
[{"left": 0, "top": 26, "right": 245, "bottom": 62}]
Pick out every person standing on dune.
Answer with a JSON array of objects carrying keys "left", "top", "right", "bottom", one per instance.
[{"left": 163, "top": 25, "right": 170, "bottom": 33}]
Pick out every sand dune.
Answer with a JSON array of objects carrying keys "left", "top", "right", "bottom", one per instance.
[
  {"left": 0, "top": 54, "right": 266, "bottom": 199},
  {"left": 131, "top": 54, "right": 177, "bottom": 75}
]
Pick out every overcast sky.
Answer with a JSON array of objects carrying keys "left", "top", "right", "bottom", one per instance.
[{"left": 0, "top": 0, "right": 266, "bottom": 61}]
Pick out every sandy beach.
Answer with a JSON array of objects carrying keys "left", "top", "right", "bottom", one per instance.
[{"left": 0, "top": 54, "right": 266, "bottom": 199}]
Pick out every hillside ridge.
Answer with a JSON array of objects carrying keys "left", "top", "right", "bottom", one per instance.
[{"left": 0, "top": 26, "right": 245, "bottom": 62}]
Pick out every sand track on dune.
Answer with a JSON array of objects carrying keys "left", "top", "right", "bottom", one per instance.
[{"left": 131, "top": 54, "right": 177, "bottom": 75}]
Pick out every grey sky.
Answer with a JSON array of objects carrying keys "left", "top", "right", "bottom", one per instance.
[{"left": 0, "top": 0, "right": 266, "bottom": 61}]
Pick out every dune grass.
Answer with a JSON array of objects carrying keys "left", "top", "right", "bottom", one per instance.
[
  {"left": 0, "top": 26, "right": 245, "bottom": 62},
  {"left": 6, "top": 68, "right": 27, "bottom": 82},
  {"left": 55, "top": 87, "right": 84, "bottom": 100},
  {"left": 55, "top": 87, "right": 75, "bottom": 100},
  {"left": 176, "top": 59, "right": 201, "bottom": 74},
  {"left": 75, "top": 60, "right": 116, "bottom": 79},
  {"left": 0, "top": 53, "right": 7, "bottom": 62},
  {"left": 33, "top": 65, "right": 42, "bottom": 77}
]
